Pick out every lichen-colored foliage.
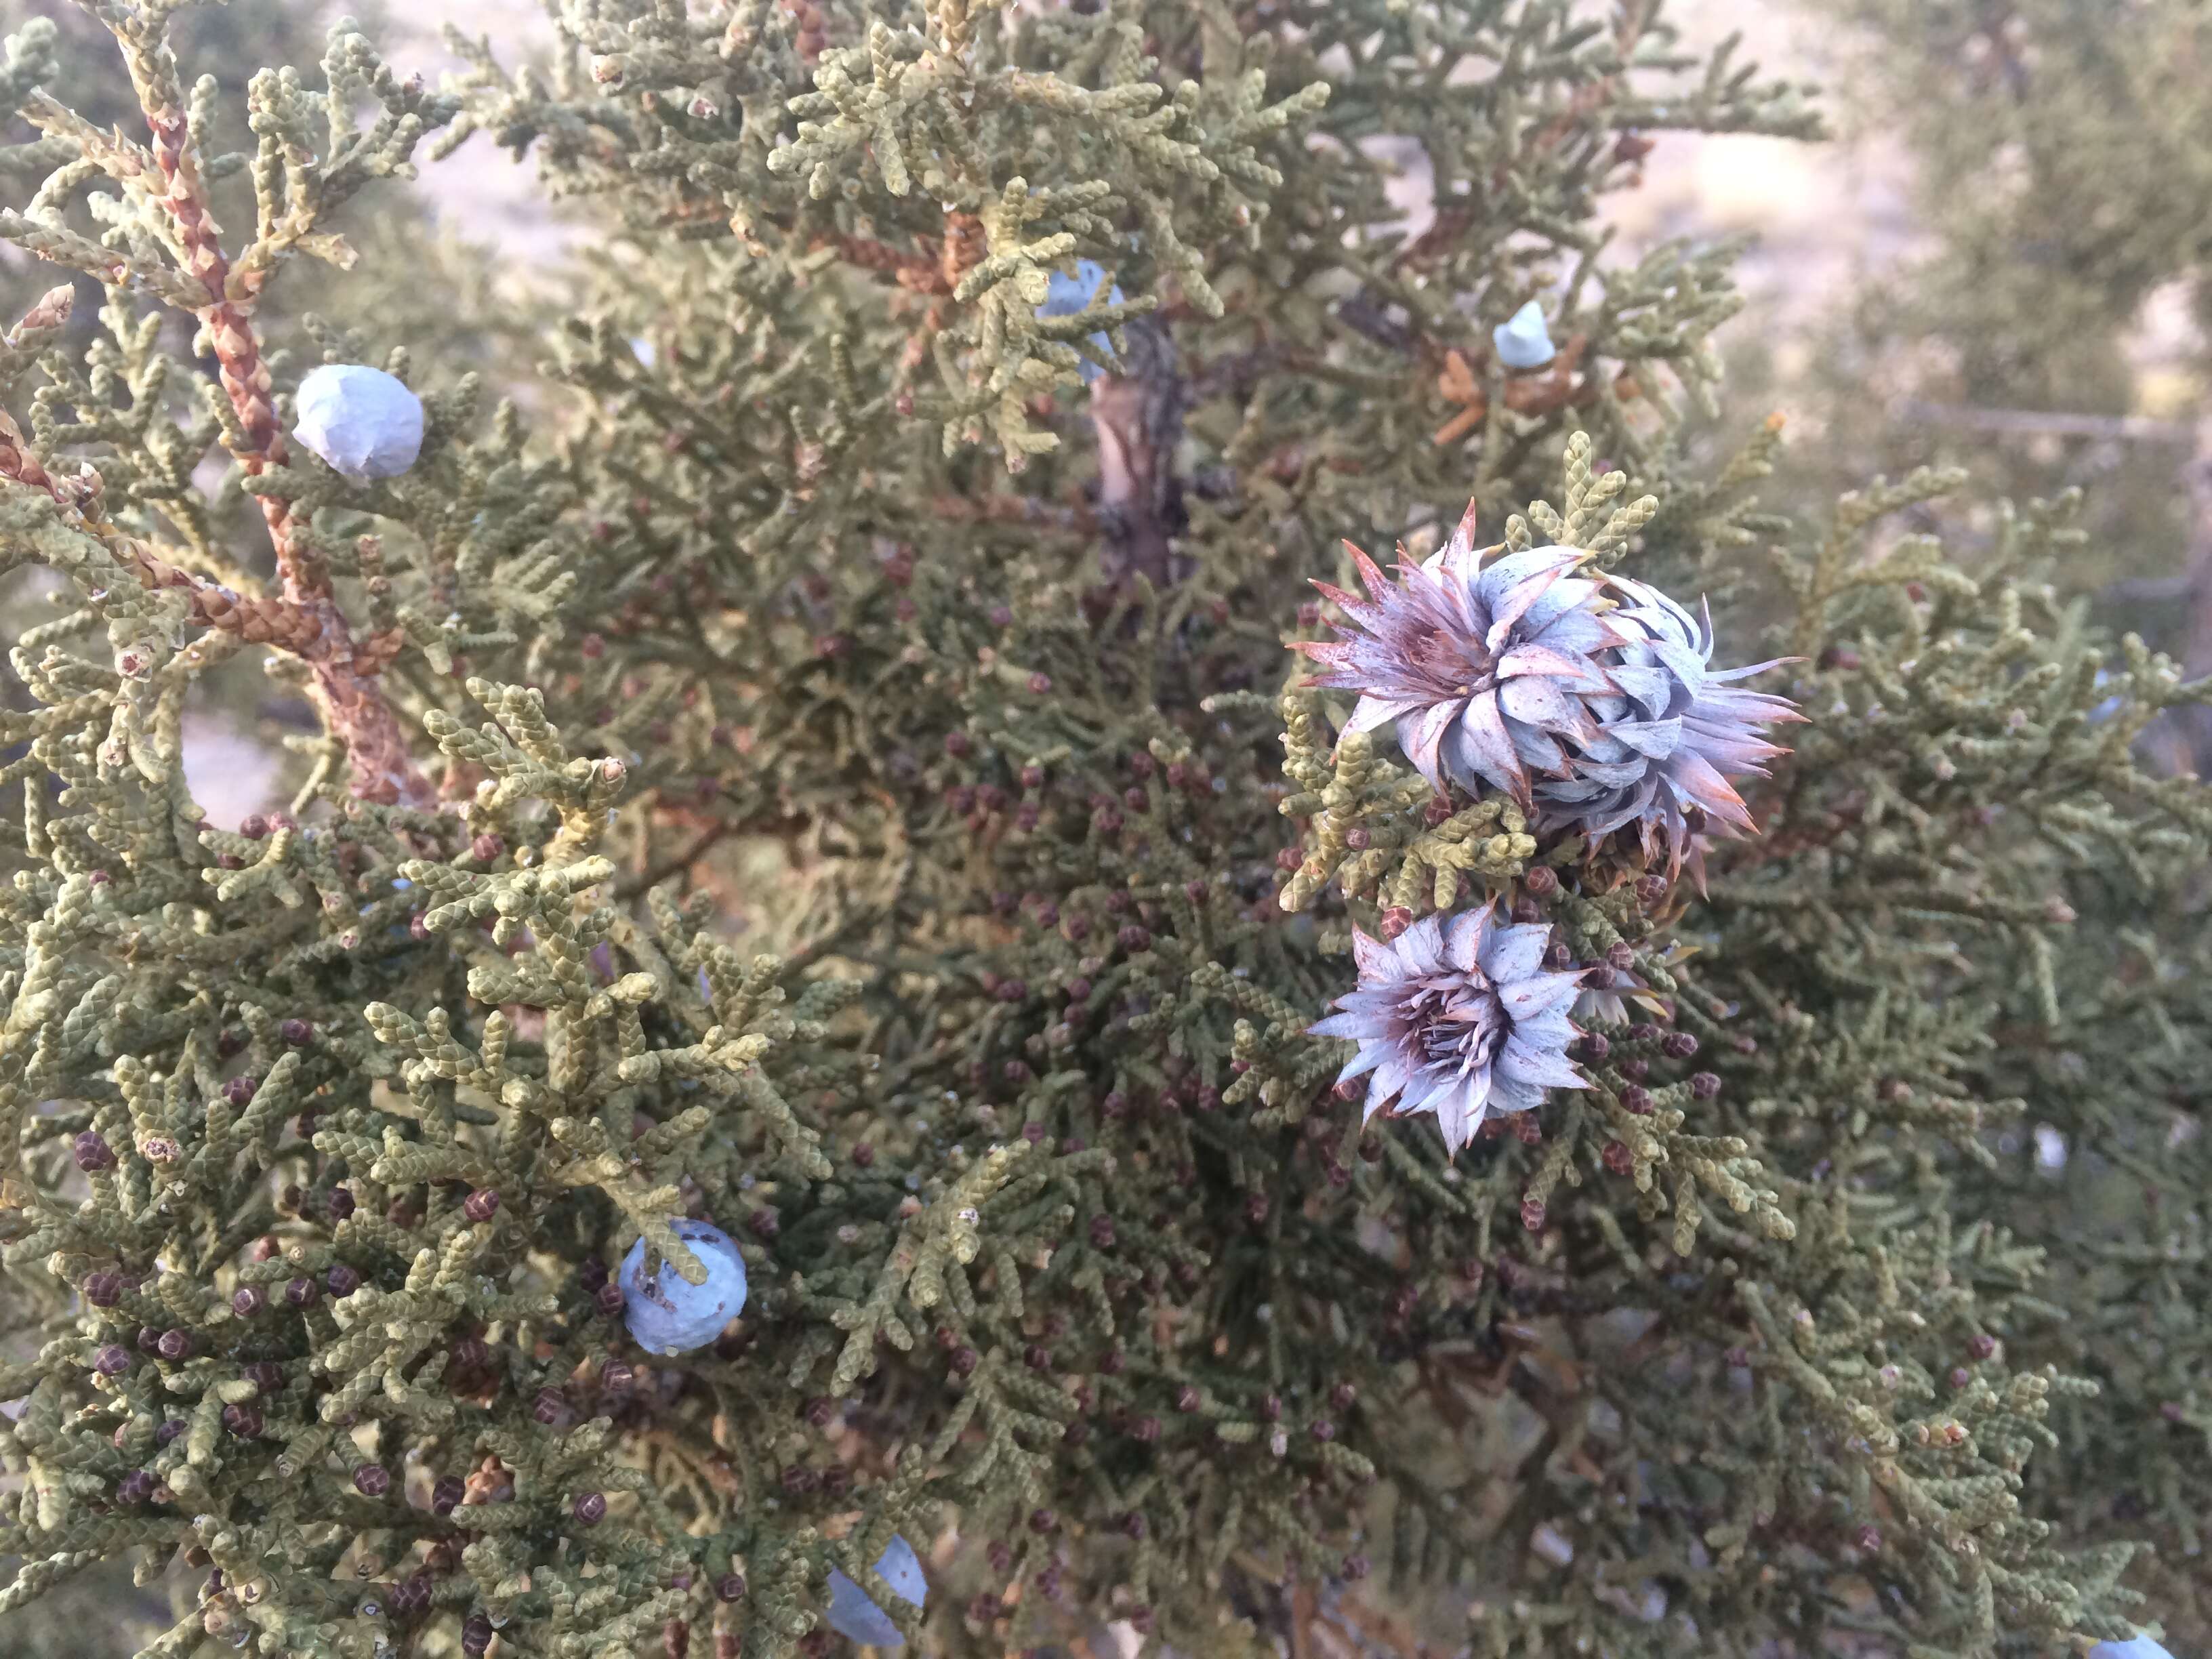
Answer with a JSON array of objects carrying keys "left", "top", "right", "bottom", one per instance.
[{"left": 0, "top": 3, "right": 2205, "bottom": 1658}]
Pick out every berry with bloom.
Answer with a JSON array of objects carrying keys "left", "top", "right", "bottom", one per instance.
[
  {"left": 619, "top": 1222, "right": 748, "bottom": 1355},
  {"left": 1035, "top": 260, "right": 1126, "bottom": 383},
  {"left": 1492, "top": 299, "right": 1556, "bottom": 369},
  {"left": 293, "top": 363, "right": 424, "bottom": 481},
  {"left": 823, "top": 1533, "right": 927, "bottom": 1648}
]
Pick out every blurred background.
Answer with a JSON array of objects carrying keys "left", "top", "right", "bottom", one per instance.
[{"left": 4, "top": 0, "right": 2209, "bottom": 1650}]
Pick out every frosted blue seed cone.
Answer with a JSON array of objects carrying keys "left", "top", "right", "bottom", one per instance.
[
  {"left": 1036, "top": 260, "right": 1125, "bottom": 382},
  {"left": 823, "top": 1534, "right": 926, "bottom": 1648},
  {"left": 619, "top": 1222, "right": 747, "bottom": 1355},
  {"left": 1492, "top": 299, "right": 1556, "bottom": 370},
  {"left": 2089, "top": 1638, "right": 2173, "bottom": 1659},
  {"left": 293, "top": 363, "right": 424, "bottom": 480}
]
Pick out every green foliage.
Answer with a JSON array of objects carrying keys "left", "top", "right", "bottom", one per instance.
[{"left": 0, "top": 3, "right": 2205, "bottom": 1658}]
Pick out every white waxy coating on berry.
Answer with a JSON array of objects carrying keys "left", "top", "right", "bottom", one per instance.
[
  {"left": 823, "top": 1534, "right": 926, "bottom": 1648},
  {"left": 293, "top": 364, "right": 424, "bottom": 480},
  {"left": 1492, "top": 300, "right": 1556, "bottom": 370},
  {"left": 1036, "top": 261, "right": 1125, "bottom": 383},
  {"left": 618, "top": 1222, "right": 747, "bottom": 1355}
]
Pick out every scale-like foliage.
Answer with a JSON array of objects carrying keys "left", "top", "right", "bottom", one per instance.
[{"left": 0, "top": 3, "right": 2205, "bottom": 1658}]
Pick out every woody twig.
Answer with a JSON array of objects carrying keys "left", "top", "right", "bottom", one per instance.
[{"left": 0, "top": 24, "right": 437, "bottom": 806}]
